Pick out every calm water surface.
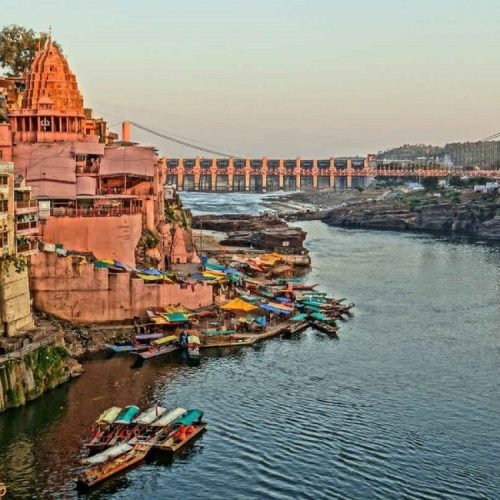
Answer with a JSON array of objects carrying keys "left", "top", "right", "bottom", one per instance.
[{"left": 0, "top": 193, "right": 499, "bottom": 499}]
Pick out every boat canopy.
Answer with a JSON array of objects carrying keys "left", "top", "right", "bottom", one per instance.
[
  {"left": 135, "top": 333, "right": 163, "bottom": 341},
  {"left": 81, "top": 443, "right": 133, "bottom": 465},
  {"left": 152, "top": 407, "right": 187, "bottom": 427},
  {"left": 153, "top": 335, "right": 178, "bottom": 346},
  {"left": 96, "top": 406, "right": 122, "bottom": 424},
  {"left": 311, "top": 312, "right": 331, "bottom": 322},
  {"left": 163, "top": 312, "right": 189, "bottom": 323},
  {"left": 176, "top": 409, "right": 203, "bottom": 426},
  {"left": 134, "top": 406, "right": 167, "bottom": 425},
  {"left": 221, "top": 297, "right": 258, "bottom": 312},
  {"left": 114, "top": 405, "right": 140, "bottom": 424},
  {"left": 291, "top": 313, "right": 308, "bottom": 321}
]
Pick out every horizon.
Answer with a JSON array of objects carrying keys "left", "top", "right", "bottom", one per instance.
[{"left": 3, "top": 0, "right": 500, "bottom": 157}]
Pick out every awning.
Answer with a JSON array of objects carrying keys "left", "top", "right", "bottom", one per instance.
[{"left": 221, "top": 297, "right": 258, "bottom": 312}]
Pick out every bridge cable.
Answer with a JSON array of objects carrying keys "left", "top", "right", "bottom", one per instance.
[{"left": 129, "top": 121, "right": 241, "bottom": 158}]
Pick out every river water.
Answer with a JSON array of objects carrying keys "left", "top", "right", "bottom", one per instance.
[{"left": 0, "top": 193, "right": 499, "bottom": 499}]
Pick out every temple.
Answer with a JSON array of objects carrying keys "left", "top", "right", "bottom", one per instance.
[
  {"left": 0, "top": 36, "right": 207, "bottom": 325},
  {"left": 0, "top": 36, "right": 199, "bottom": 268}
]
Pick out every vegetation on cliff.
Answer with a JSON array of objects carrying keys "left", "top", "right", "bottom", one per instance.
[{"left": 0, "top": 344, "right": 72, "bottom": 412}]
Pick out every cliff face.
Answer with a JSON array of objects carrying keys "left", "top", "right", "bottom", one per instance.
[{"left": 0, "top": 343, "right": 74, "bottom": 412}]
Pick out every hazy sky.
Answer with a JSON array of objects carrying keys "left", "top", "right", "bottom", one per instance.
[{"left": 3, "top": 0, "right": 500, "bottom": 157}]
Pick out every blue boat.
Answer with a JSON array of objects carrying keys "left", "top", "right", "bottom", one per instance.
[{"left": 114, "top": 405, "right": 140, "bottom": 424}]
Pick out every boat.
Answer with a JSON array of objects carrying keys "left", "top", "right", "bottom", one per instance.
[
  {"left": 151, "top": 407, "right": 187, "bottom": 428},
  {"left": 81, "top": 443, "right": 133, "bottom": 465},
  {"left": 309, "top": 319, "right": 339, "bottom": 336},
  {"left": 155, "top": 422, "right": 207, "bottom": 454},
  {"left": 154, "top": 409, "right": 206, "bottom": 453},
  {"left": 136, "top": 335, "right": 180, "bottom": 360},
  {"left": 288, "top": 321, "right": 309, "bottom": 334},
  {"left": 114, "top": 405, "right": 140, "bottom": 424},
  {"left": 77, "top": 442, "right": 151, "bottom": 489},
  {"left": 104, "top": 342, "right": 149, "bottom": 353},
  {"left": 133, "top": 406, "right": 167, "bottom": 425}
]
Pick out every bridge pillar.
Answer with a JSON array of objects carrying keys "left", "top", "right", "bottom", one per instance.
[
  {"left": 262, "top": 157, "right": 267, "bottom": 193},
  {"left": 329, "top": 157, "right": 335, "bottom": 188},
  {"left": 245, "top": 159, "right": 251, "bottom": 191},
  {"left": 177, "top": 159, "right": 184, "bottom": 191},
  {"left": 228, "top": 158, "right": 234, "bottom": 191},
  {"left": 211, "top": 159, "right": 217, "bottom": 191},
  {"left": 312, "top": 159, "right": 318, "bottom": 189},
  {"left": 194, "top": 156, "right": 201, "bottom": 191},
  {"left": 295, "top": 156, "right": 301, "bottom": 190},
  {"left": 347, "top": 159, "right": 352, "bottom": 189},
  {"left": 279, "top": 159, "right": 284, "bottom": 190}
]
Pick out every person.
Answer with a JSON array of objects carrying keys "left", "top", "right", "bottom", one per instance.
[
  {"left": 175, "top": 425, "right": 187, "bottom": 443},
  {"left": 180, "top": 331, "right": 188, "bottom": 349}
]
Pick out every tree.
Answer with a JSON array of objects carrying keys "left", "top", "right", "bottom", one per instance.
[
  {"left": 0, "top": 25, "right": 61, "bottom": 77},
  {"left": 421, "top": 176, "right": 439, "bottom": 191}
]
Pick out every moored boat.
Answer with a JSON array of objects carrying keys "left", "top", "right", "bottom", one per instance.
[
  {"left": 154, "top": 409, "right": 206, "bottom": 453},
  {"left": 77, "top": 443, "right": 151, "bottom": 489},
  {"left": 136, "top": 335, "right": 180, "bottom": 360},
  {"left": 151, "top": 407, "right": 187, "bottom": 427},
  {"left": 309, "top": 319, "right": 339, "bottom": 336}
]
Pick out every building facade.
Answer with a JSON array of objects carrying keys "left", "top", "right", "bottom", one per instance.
[{"left": 0, "top": 162, "right": 34, "bottom": 337}]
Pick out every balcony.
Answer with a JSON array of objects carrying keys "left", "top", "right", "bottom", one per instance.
[
  {"left": 15, "top": 200, "right": 38, "bottom": 215},
  {"left": 16, "top": 239, "right": 38, "bottom": 256},
  {"left": 49, "top": 206, "right": 142, "bottom": 218},
  {"left": 16, "top": 221, "right": 38, "bottom": 236}
]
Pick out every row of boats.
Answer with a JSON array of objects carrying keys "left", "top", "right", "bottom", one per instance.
[{"left": 77, "top": 404, "right": 206, "bottom": 489}]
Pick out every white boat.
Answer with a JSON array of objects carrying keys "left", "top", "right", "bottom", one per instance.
[
  {"left": 151, "top": 407, "right": 187, "bottom": 427},
  {"left": 133, "top": 406, "right": 167, "bottom": 425},
  {"left": 81, "top": 443, "right": 133, "bottom": 465}
]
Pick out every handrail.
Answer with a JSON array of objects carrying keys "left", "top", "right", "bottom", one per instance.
[{"left": 0, "top": 332, "right": 62, "bottom": 365}]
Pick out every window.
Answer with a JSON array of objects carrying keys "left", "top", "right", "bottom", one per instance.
[
  {"left": 0, "top": 175, "right": 7, "bottom": 185},
  {"left": 0, "top": 150, "right": 3, "bottom": 160}
]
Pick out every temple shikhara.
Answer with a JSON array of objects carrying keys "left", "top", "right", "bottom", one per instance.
[{"left": 0, "top": 36, "right": 210, "bottom": 325}]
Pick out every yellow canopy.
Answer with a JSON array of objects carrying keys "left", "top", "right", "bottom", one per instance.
[
  {"left": 152, "top": 316, "right": 168, "bottom": 324},
  {"left": 221, "top": 297, "right": 258, "bottom": 312},
  {"left": 153, "top": 335, "right": 178, "bottom": 346},
  {"left": 96, "top": 406, "right": 121, "bottom": 424}
]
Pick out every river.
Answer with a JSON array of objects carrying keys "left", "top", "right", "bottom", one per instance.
[{"left": 0, "top": 193, "right": 498, "bottom": 499}]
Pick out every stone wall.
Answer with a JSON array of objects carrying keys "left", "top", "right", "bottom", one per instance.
[
  {"left": 0, "top": 263, "right": 34, "bottom": 337},
  {"left": 29, "top": 252, "right": 213, "bottom": 323},
  {"left": 41, "top": 213, "right": 143, "bottom": 267}
]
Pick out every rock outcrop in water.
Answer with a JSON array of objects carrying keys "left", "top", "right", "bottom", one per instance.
[{"left": 280, "top": 190, "right": 500, "bottom": 241}]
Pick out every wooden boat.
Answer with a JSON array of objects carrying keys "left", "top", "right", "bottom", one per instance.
[
  {"left": 155, "top": 422, "right": 207, "bottom": 453},
  {"left": 287, "top": 321, "right": 309, "bottom": 334},
  {"left": 115, "top": 406, "right": 140, "bottom": 424},
  {"left": 77, "top": 442, "right": 151, "bottom": 489},
  {"left": 81, "top": 443, "right": 133, "bottom": 465},
  {"left": 136, "top": 336, "right": 180, "bottom": 360},
  {"left": 104, "top": 342, "right": 149, "bottom": 353},
  {"left": 309, "top": 319, "right": 339, "bottom": 336}
]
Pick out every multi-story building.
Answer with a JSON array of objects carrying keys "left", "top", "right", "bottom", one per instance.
[{"left": 0, "top": 162, "right": 34, "bottom": 336}]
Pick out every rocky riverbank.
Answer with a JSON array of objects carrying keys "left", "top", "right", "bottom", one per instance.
[
  {"left": 266, "top": 188, "right": 500, "bottom": 241},
  {"left": 192, "top": 213, "right": 309, "bottom": 254}
]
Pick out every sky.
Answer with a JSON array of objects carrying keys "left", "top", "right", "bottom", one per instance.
[{"left": 3, "top": 0, "right": 500, "bottom": 157}]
